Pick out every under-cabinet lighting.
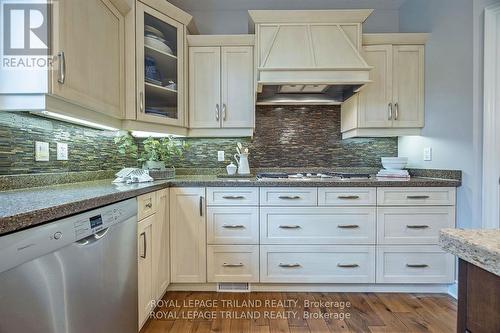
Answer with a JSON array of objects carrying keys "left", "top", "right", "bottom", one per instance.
[
  {"left": 131, "top": 131, "right": 184, "bottom": 138},
  {"left": 37, "top": 111, "right": 119, "bottom": 131}
]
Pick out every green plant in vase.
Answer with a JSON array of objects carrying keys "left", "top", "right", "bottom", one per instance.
[{"left": 139, "top": 136, "right": 189, "bottom": 171}]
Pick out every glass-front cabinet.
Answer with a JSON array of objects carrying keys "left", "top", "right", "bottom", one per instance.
[{"left": 136, "top": 2, "right": 185, "bottom": 126}]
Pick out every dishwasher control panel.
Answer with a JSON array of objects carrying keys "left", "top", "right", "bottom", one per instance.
[{"left": 73, "top": 210, "right": 118, "bottom": 239}]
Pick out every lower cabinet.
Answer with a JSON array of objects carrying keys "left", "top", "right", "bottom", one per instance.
[
  {"left": 207, "top": 245, "right": 259, "bottom": 283},
  {"left": 137, "top": 190, "right": 170, "bottom": 329},
  {"left": 376, "top": 245, "right": 455, "bottom": 284},
  {"left": 137, "top": 214, "right": 154, "bottom": 329},
  {"left": 260, "top": 245, "right": 376, "bottom": 283},
  {"left": 170, "top": 188, "right": 207, "bottom": 283}
]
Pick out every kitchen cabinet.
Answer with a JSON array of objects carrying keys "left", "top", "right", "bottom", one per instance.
[
  {"left": 137, "top": 213, "right": 154, "bottom": 329},
  {"left": 188, "top": 35, "right": 255, "bottom": 137},
  {"left": 341, "top": 34, "right": 427, "bottom": 139},
  {"left": 137, "top": 189, "right": 169, "bottom": 329},
  {"left": 0, "top": 0, "right": 128, "bottom": 128},
  {"left": 135, "top": 1, "right": 185, "bottom": 127},
  {"left": 152, "top": 189, "right": 169, "bottom": 300},
  {"left": 170, "top": 187, "right": 206, "bottom": 283}
]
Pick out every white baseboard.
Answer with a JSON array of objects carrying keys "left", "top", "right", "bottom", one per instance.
[
  {"left": 167, "top": 283, "right": 451, "bottom": 293},
  {"left": 447, "top": 281, "right": 458, "bottom": 299}
]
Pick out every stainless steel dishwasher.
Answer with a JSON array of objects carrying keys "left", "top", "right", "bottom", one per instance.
[{"left": 0, "top": 198, "right": 138, "bottom": 333}]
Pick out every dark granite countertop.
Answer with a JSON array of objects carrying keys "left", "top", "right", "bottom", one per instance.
[{"left": 0, "top": 175, "right": 460, "bottom": 236}]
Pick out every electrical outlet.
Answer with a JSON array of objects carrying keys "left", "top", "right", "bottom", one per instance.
[
  {"left": 217, "top": 151, "right": 225, "bottom": 162},
  {"left": 57, "top": 142, "right": 68, "bottom": 160},
  {"left": 35, "top": 141, "right": 49, "bottom": 161},
  {"left": 423, "top": 147, "right": 432, "bottom": 161}
]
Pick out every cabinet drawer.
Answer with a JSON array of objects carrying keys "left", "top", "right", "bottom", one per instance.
[
  {"left": 207, "top": 245, "right": 259, "bottom": 282},
  {"left": 318, "top": 188, "right": 376, "bottom": 206},
  {"left": 137, "top": 191, "right": 158, "bottom": 220},
  {"left": 207, "top": 187, "right": 259, "bottom": 206},
  {"left": 260, "top": 245, "right": 375, "bottom": 283},
  {"left": 376, "top": 246, "right": 455, "bottom": 283},
  {"left": 377, "top": 207, "right": 455, "bottom": 244},
  {"left": 207, "top": 207, "right": 259, "bottom": 244},
  {"left": 260, "top": 187, "right": 317, "bottom": 206},
  {"left": 260, "top": 207, "right": 376, "bottom": 244},
  {"left": 377, "top": 187, "right": 456, "bottom": 206}
]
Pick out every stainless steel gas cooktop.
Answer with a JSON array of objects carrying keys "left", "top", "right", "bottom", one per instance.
[{"left": 256, "top": 172, "right": 372, "bottom": 181}]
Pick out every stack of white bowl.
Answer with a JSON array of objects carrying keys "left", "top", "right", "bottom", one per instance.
[{"left": 377, "top": 157, "right": 410, "bottom": 179}]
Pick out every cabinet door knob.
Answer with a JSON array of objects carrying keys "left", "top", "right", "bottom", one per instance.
[
  {"left": 279, "top": 225, "right": 301, "bottom": 229},
  {"left": 394, "top": 102, "right": 399, "bottom": 120},
  {"left": 222, "top": 104, "right": 227, "bottom": 121},
  {"left": 222, "top": 195, "right": 245, "bottom": 199},
  {"left": 388, "top": 103, "right": 393, "bottom": 120},
  {"left": 215, "top": 104, "right": 220, "bottom": 121},
  {"left": 145, "top": 202, "right": 152, "bottom": 209},
  {"left": 140, "top": 232, "right": 147, "bottom": 259},
  {"left": 222, "top": 225, "right": 245, "bottom": 229},
  {"left": 199, "top": 196, "right": 204, "bottom": 216},
  {"left": 406, "top": 195, "right": 430, "bottom": 199}
]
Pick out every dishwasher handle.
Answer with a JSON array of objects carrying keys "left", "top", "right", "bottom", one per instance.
[{"left": 76, "top": 228, "right": 110, "bottom": 245}]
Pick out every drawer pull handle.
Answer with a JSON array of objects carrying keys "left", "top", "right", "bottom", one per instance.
[
  {"left": 337, "top": 264, "right": 359, "bottom": 268},
  {"left": 278, "top": 196, "right": 301, "bottom": 200},
  {"left": 279, "top": 225, "right": 301, "bottom": 229},
  {"left": 145, "top": 202, "right": 152, "bottom": 209},
  {"left": 279, "top": 263, "right": 301, "bottom": 268},
  {"left": 223, "top": 263, "right": 244, "bottom": 267},
  {"left": 337, "top": 225, "right": 360, "bottom": 229},
  {"left": 337, "top": 195, "right": 360, "bottom": 199},
  {"left": 222, "top": 225, "right": 245, "bottom": 229},
  {"left": 406, "top": 264, "right": 429, "bottom": 268},
  {"left": 406, "top": 225, "right": 430, "bottom": 229},
  {"left": 222, "top": 195, "right": 245, "bottom": 199},
  {"left": 406, "top": 195, "right": 430, "bottom": 199}
]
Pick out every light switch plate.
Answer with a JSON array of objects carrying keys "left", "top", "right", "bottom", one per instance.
[
  {"left": 57, "top": 142, "right": 68, "bottom": 160},
  {"left": 423, "top": 147, "right": 432, "bottom": 161},
  {"left": 35, "top": 141, "right": 50, "bottom": 161},
  {"left": 217, "top": 151, "right": 225, "bottom": 162}
]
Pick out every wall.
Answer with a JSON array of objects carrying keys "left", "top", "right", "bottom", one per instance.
[
  {"left": 0, "top": 107, "right": 397, "bottom": 175},
  {"left": 185, "top": 9, "right": 400, "bottom": 34},
  {"left": 397, "top": 0, "right": 485, "bottom": 229},
  {"left": 0, "top": 112, "right": 134, "bottom": 175}
]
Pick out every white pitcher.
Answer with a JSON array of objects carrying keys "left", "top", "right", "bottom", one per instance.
[{"left": 234, "top": 153, "right": 250, "bottom": 175}]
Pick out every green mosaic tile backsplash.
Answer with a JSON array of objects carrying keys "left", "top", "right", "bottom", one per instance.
[{"left": 0, "top": 106, "right": 397, "bottom": 175}]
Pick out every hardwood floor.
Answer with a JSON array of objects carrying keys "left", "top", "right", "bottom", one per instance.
[{"left": 141, "top": 292, "right": 456, "bottom": 333}]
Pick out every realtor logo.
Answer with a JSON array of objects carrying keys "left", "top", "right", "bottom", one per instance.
[{"left": 3, "top": 2, "right": 49, "bottom": 55}]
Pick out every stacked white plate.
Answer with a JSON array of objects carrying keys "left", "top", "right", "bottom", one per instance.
[{"left": 144, "top": 25, "right": 173, "bottom": 55}]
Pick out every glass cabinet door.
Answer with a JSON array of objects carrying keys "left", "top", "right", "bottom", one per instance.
[{"left": 136, "top": 2, "right": 184, "bottom": 126}]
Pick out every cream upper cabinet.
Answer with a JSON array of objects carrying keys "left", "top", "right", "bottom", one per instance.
[
  {"left": 0, "top": 0, "right": 128, "bottom": 127},
  {"left": 357, "top": 45, "right": 393, "bottom": 128},
  {"left": 221, "top": 46, "right": 254, "bottom": 128},
  {"left": 135, "top": 1, "right": 185, "bottom": 126},
  {"left": 52, "top": 0, "right": 124, "bottom": 118},
  {"left": 341, "top": 33, "right": 427, "bottom": 139},
  {"left": 170, "top": 187, "right": 207, "bottom": 283},
  {"left": 189, "top": 47, "right": 221, "bottom": 128},
  {"left": 187, "top": 35, "right": 255, "bottom": 135},
  {"left": 392, "top": 45, "right": 425, "bottom": 128}
]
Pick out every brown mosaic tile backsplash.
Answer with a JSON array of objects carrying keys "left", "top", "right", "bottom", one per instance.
[{"left": 0, "top": 106, "right": 397, "bottom": 175}]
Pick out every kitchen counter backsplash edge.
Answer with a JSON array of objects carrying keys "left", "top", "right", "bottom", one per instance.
[{"left": 0, "top": 168, "right": 461, "bottom": 191}]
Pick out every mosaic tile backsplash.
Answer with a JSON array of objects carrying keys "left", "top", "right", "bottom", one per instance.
[
  {"left": 0, "top": 106, "right": 397, "bottom": 175},
  {"left": 0, "top": 112, "right": 135, "bottom": 175}
]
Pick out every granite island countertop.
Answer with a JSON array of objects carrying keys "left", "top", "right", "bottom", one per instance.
[
  {"left": 440, "top": 228, "right": 500, "bottom": 276},
  {"left": 0, "top": 175, "right": 460, "bottom": 236}
]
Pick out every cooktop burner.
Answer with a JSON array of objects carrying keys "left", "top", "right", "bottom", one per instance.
[{"left": 256, "top": 172, "right": 371, "bottom": 180}]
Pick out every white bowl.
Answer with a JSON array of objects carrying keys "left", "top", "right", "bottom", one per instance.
[
  {"left": 381, "top": 157, "right": 408, "bottom": 170},
  {"left": 144, "top": 36, "right": 173, "bottom": 55}
]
